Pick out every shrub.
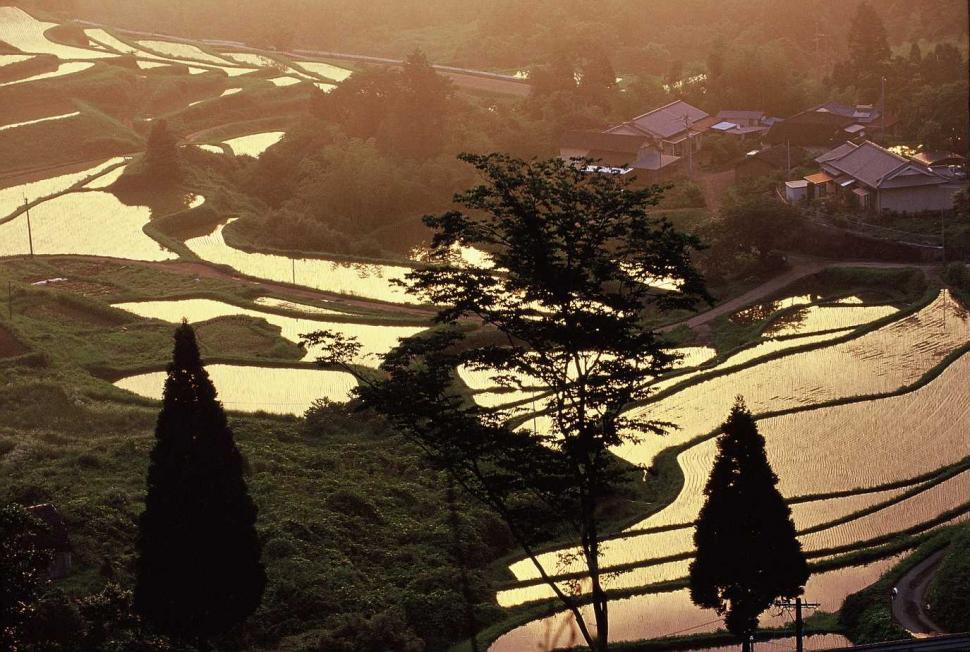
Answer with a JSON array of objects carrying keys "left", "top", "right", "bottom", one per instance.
[{"left": 926, "top": 526, "right": 970, "bottom": 632}]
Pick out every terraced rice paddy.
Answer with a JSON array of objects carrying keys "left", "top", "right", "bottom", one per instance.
[
  {"left": 763, "top": 303, "right": 899, "bottom": 336},
  {"left": 84, "top": 28, "right": 139, "bottom": 54},
  {"left": 83, "top": 163, "right": 129, "bottom": 189},
  {"left": 490, "top": 556, "right": 902, "bottom": 651},
  {"left": 0, "top": 61, "right": 94, "bottom": 87},
  {"left": 294, "top": 60, "right": 353, "bottom": 81},
  {"left": 267, "top": 76, "right": 303, "bottom": 87},
  {"left": 0, "top": 158, "right": 127, "bottom": 217},
  {"left": 253, "top": 297, "right": 344, "bottom": 316},
  {"left": 137, "top": 40, "right": 233, "bottom": 66},
  {"left": 0, "top": 111, "right": 80, "bottom": 132},
  {"left": 185, "top": 220, "right": 418, "bottom": 304},
  {"left": 492, "top": 294, "right": 969, "bottom": 647},
  {"left": 0, "top": 191, "right": 175, "bottom": 261},
  {"left": 0, "top": 53, "right": 35, "bottom": 68},
  {"left": 111, "top": 298, "right": 426, "bottom": 365},
  {"left": 223, "top": 132, "right": 286, "bottom": 157},
  {"left": 114, "top": 364, "right": 357, "bottom": 415},
  {"left": 0, "top": 7, "right": 116, "bottom": 59}
]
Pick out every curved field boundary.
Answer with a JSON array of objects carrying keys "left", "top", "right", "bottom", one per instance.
[
  {"left": 0, "top": 158, "right": 129, "bottom": 227},
  {"left": 493, "top": 340, "right": 970, "bottom": 582}
]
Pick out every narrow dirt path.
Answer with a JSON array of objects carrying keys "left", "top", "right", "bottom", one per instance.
[{"left": 892, "top": 549, "right": 946, "bottom": 636}]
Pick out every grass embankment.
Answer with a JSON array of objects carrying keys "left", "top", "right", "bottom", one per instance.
[
  {"left": 926, "top": 524, "right": 970, "bottom": 633},
  {"left": 840, "top": 524, "right": 969, "bottom": 643},
  {"left": 0, "top": 257, "right": 512, "bottom": 651}
]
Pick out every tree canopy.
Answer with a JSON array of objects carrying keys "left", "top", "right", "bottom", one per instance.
[
  {"left": 0, "top": 504, "right": 54, "bottom": 652},
  {"left": 135, "top": 323, "right": 265, "bottom": 650},
  {"left": 308, "top": 153, "right": 710, "bottom": 651},
  {"left": 690, "top": 399, "right": 809, "bottom": 651}
]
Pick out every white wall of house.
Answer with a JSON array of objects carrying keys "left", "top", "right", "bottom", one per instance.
[{"left": 876, "top": 185, "right": 957, "bottom": 213}]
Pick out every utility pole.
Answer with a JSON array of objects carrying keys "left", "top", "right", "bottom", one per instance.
[
  {"left": 7, "top": 281, "right": 11, "bottom": 320},
  {"left": 880, "top": 76, "right": 887, "bottom": 144},
  {"left": 775, "top": 597, "right": 819, "bottom": 652},
  {"left": 23, "top": 197, "right": 34, "bottom": 256},
  {"left": 291, "top": 258, "right": 296, "bottom": 285},
  {"left": 786, "top": 138, "right": 792, "bottom": 177}
]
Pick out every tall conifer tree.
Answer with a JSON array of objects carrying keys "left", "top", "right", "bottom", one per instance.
[
  {"left": 689, "top": 398, "right": 808, "bottom": 652},
  {"left": 135, "top": 323, "right": 265, "bottom": 651}
]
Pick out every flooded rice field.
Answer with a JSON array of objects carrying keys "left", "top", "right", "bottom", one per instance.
[
  {"left": 184, "top": 220, "right": 419, "bottom": 304},
  {"left": 115, "top": 364, "right": 357, "bottom": 415},
  {"left": 111, "top": 298, "right": 426, "bottom": 365},
  {"left": 222, "top": 132, "right": 286, "bottom": 157},
  {"left": 0, "top": 7, "right": 116, "bottom": 59},
  {"left": 0, "top": 61, "right": 94, "bottom": 87},
  {"left": 763, "top": 304, "right": 899, "bottom": 337},
  {"left": 0, "top": 158, "right": 127, "bottom": 218},
  {"left": 0, "top": 191, "right": 175, "bottom": 261},
  {"left": 294, "top": 60, "right": 353, "bottom": 81},
  {"left": 490, "top": 556, "right": 900, "bottom": 651},
  {"left": 0, "top": 111, "right": 80, "bottom": 132},
  {"left": 137, "top": 40, "right": 234, "bottom": 66},
  {"left": 619, "top": 291, "right": 968, "bottom": 468}
]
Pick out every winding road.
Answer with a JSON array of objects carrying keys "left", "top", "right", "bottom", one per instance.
[{"left": 892, "top": 550, "right": 946, "bottom": 637}]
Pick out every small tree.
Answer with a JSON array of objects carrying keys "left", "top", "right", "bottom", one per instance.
[
  {"left": 689, "top": 399, "right": 808, "bottom": 652},
  {"left": 135, "top": 323, "right": 265, "bottom": 651},
  {"left": 0, "top": 504, "right": 53, "bottom": 651},
  {"left": 145, "top": 119, "right": 180, "bottom": 183},
  {"left": 307, "top": 153, "right": 709, "bottom": 651}
]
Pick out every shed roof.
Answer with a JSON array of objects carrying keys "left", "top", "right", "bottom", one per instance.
[
  {"left": 820, "top": 141, "right": 947, "bottom": 189},
  {"left": 716, "top": 109, "right": 766, "bottom": 121},
  {"left": 805, "top": 171, "right": 834, "bottom": 184}
]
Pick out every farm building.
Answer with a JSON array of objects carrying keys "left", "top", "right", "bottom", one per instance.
[
  {"left": 736, "top": 143, "right": 811, "bottom": 181},
  {"left": 766, "top": 102, "right": 898, "bottom": 150},
  {"left": 705, "top": 109, "right": 774, "bottom": 141},
  {"left": 800, "top": 141, "right": 963, "bottom": 213}
]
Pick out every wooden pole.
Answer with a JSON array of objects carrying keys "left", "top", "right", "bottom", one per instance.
[{"left": 23, "top": 198, "right": 34, "bottom": 256}]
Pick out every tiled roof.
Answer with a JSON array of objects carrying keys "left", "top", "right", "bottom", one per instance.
[
  {"left": 561, "top": 131, "right": 647, "bottom": 155},
  {"left": 619, "top": 100, "right": 709, "bottom": 140}
]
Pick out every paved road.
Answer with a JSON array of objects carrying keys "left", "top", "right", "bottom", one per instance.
[{"left": 892, "top": 549, "right": 946, "bottom": 637}]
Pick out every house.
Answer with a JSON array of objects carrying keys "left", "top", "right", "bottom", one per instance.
[
  {"left": 560, "top": 99, "right": 709, "bottom": 182},
  {"left": 603, "top": 100, "right": 709, "bottom": 157},
  {"left": 559, "top": 131, "right": 682, "bottom": 184},
  {"left": 736, "top": 143, "right": 811, "bottom": 181},
  {"left": 706, "top": 110, "right": 773, "bottom": 141},
  {"left": 27, "top": 503, "right": 72, "bottom": 579},
  {"left": 801, "top": 140, "right": 962, "bottom": 212},
  {"left": 767, "top": 102, "right": 899, "bottom": 150}
]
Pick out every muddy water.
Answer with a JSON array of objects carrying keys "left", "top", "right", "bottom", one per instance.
[
  {"left": 184, "top": 220, "right": 419, "bottom": 304},
  {"left": 490, "top": 556, "right": 900, "bottom": 651},
  {"left": 0, "top": 191, "right": 175, "bottom": 261},
  {"left": 111, "top": 298, "right": 425, "bottom": 366},
  {"left": 114, "top": 364, "right": 357, "bottom": 415}
]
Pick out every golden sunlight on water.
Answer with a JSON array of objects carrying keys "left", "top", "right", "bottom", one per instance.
[
  {"left": 111, "top": 298, "right": 426, "bottom": 366},
  {"left": 501, "top": 352, "right": 970, "bottom": 594},
  {"left": 184, "top": 220, "right": 419, "bottom": 304},
  {"left": 0, "top": 158, "right": 127, "bottom": 218},
  {"left": 763, "top": 304, "right": 899, "bottom": 337},
  {"left": 490, "top": 557, "right": 899, "bottom": 651},
  {"left": 0, "top": 111, "right": 81, "bottom": 132},
  {"left": 0, "top": 191, "right": 175, "bottom": 261},
  {"left": 114, "top": 364, "right": 357, "bottom": 415},
  {"left": 0, "top": 7, "right": 117, "bottom": 59},
  {"left": 223, "top": 132, "right": 286, "bottom": 157},
  {"left": 0, "top": 61, "right": 93, "bottom": 87},
  {"left": 619, "top": 292, "right": 969, "bottom": 469},
  {"left": 295, "top": 60, "right": 353, "bottom": 81}
]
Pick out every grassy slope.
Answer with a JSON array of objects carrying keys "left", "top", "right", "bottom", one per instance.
[{"left": 926, "top": 524, "right": 970, "bottom": 632}]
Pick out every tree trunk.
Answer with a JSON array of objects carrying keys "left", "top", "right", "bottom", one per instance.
[
  {"left": 197, "top": 637, "right": 211, "bottom": 652},
  {"left": 741, "top": 635, "right": 751, "bottom": 652}
]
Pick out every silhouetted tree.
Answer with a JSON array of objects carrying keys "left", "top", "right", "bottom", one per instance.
[
  {"left": 831, "top": 1, "right": 890, "bottom": 99},
  {"left": 145, "top": 119, "right": 180, "bottom": 184},
  {"left": 716, "top": 188, "right": 803, "bottom": 268},
  {"left": 383, "top": 49, "right": 453, "bottom": 159},
  {"left": 0, "top": 504, "right": 53, "bottom": 652},
  {"left": 135, "top": 323, "right": 265, "bottom": 651},
  {"left": 689, "top": 399, "right": 809, "bottom": 652},
  {"left": 307, "top": 153, "right": 710, "bottom": 652}
]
